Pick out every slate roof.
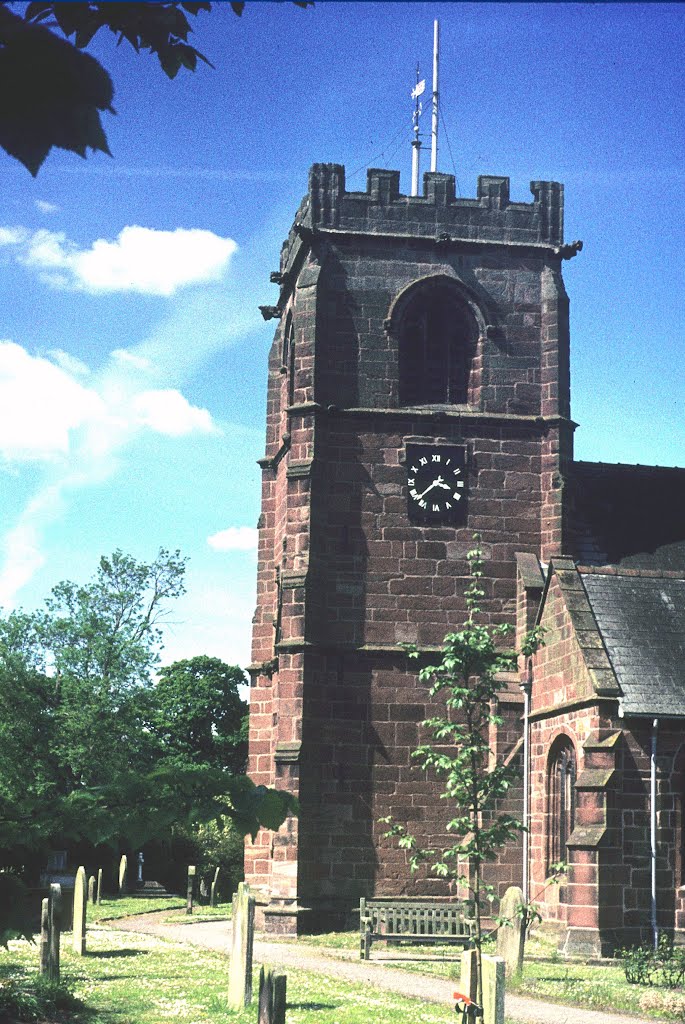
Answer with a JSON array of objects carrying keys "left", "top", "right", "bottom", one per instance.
[
  {"left": 580, "top": 571, "right": 685, "bottom": 717},
  {"left": 571, "top": 461, "right": 685, "bottom": 570}
]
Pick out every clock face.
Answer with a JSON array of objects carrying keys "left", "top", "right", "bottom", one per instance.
[{"left": 406, "top": 443, "right": 467, "bottom": 524}]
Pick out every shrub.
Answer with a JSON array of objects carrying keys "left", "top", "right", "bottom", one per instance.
[
  {"left": 618, "top": 934, "right": 685, "bottom": 988},
  {"left": 0, "top": 976, "right": 81, "bottom": 1022}
]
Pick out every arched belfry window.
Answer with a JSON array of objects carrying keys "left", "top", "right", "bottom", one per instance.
[
  {"left": 397, "top": 279, "right": 478, "bottom": 406},
  {"left": 547, "top": 736, "right": 576, "bottom": 874}
]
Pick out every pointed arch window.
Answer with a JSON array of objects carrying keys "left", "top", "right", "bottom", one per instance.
[
  {"left": 547, "top": 737, "right": 576, "bottom": 873},
  {"left": 398, "top": 280, "right": 477, "bottom": 406}
]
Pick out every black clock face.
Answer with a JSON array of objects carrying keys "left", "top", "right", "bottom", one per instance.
[{"left": 406, "top": 444, "right": 467, "bottom": 523}]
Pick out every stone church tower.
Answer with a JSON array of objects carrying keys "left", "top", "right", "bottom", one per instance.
[{"left": 246, "top": 163, "right": 577, "bottom": 933}]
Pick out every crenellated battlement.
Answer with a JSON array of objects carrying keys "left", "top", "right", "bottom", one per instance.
[{"left": 303, "top": 162, "right": 564, "bottom": 246}]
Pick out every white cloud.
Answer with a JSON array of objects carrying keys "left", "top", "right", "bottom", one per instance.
[
  {"left": 0, "top": 341, "right": 220, "bottom": 469},
  {"left": 9, "top": 224, "right": 237, "bottom": 296},
  {"left": 207, "top": 526, "right": 258, "bottom": 552},
  {"left": 0, "top": 340, "right": 227, "bottom": 606},
  {"left": 0, "top": 486, "right": 64, "bottom": 606},
  {"left": 0, "top": 341, "right": 104, "bottom": 462},
  {"left": 35, "top": 200, "right": 60, "bottom": 214},
  {"left": 0, "top": 227, "right": 27, "bottom": 246},
  {"left": 132, "top": 389, "right": 217, "bottom": 437},
  {"left": 111, "top": 348, "right": 153, "bottom": 372},
  {"left": 47, "top": 349, "right": 90, "bottom": 377},
  {"left": 0, "top": 226, "right": 264, "bottom": 607}
]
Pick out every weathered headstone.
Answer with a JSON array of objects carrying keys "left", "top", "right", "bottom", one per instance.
[
  {"left": 137, "top": 851, "right": 144, "bottom": 885},
  {"left": 496, "top": 885, "right": 525, "bottom": 977},
  {"left": 482, "top": 954, "right": 505, "bottom": 1024},
  {"left": 96, "top": 867, "right": 103, "bottom": 905},
  {"left": 227, "top": 882, "right": 256, "bottom": 1010},
  {"left": 48, "top": 883, "right": 61, "bottom": 981},
  {"left": 186, "top": 865, "right": 196, "bottom": 915},
  {"left": 88, "top": 875, "right": 96, "bottom": 905},
  {"left": 210, "top": 866, "right": 220, "bottom": 908},
  {"left": 460, "top": 947, "right": 478, "bottom": 1003},
  {"left": 258, "top": 966, "right": 287, "bottom": 1024},
  {"left": 72, "top": 866, "right": 87, "bottom": 955},
  {"left": 118, "top": 854, "right": 128, "bottom": 895},
  {"left": 39, "top": 897, "right": 50, "bottom": 976}
]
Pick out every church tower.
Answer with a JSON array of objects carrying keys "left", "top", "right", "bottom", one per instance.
[{"left": 246, "top": 163, "right": 576, "bottom": 933}]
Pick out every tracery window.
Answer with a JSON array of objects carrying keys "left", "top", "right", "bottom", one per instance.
[
  {"left": 547, "top": 737, "right": 576, "bottom": 874},
  {"left": 398, "top": 281, "right": 476, "bottom": 406}
]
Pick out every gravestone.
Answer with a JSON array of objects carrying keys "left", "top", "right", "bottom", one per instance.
[
  {"left": 258, "top": 966, "right": 286, "bottom": 1024},
  {"left": 482, "top": 954, "right": 505, "bottom": 1024},
  {"left": 96, "top": 868, "right": 103, "bottom": 905},
  {"left": 48, "top": 883, "right": 62, "bottom": 981},
  {"left": 39, "top": 897, "right": 49, "bottom": 976},
  {"left": 118, "top": 854, "right": 128, "bottom": 895},
  {"left": 88, "top": 875, "right": 96, "bottom": 905},
  {"left": 210, "top": 866, "right": 220, "bottom": 908},
  {"left": 72, "top": 866, "right": 87, "bottom": 955},
  {"left": 186, "top": 865, "right": 196, "bottom": 915},
  {"left": 227, "top": 882, "right": 255, "bottom": 1010},
  {"left": 496, "top": 886, "right": 525, "bottom": 977},
  {"left": 460, "top": 948, "right": 478, "bottom": 1003}
]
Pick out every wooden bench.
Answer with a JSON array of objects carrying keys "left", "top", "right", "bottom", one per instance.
[{"left": 359, "top": 898, "right": 477, "bottom": 960}]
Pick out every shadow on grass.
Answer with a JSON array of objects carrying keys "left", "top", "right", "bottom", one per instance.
[
  {"left": 287, "top": 1002, "right": 338, "bottom": 1011},
  {"left": 87, "top": 949, "right": 149, "bottom": 959}
]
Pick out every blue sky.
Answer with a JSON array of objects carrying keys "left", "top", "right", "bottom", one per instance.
[{"left": 1, "top": 2, "right": 683, "bottom": 672}]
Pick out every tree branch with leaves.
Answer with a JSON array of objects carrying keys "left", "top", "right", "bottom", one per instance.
[{"left": 0, "top": 1, "right": 312, "bottom": 175}]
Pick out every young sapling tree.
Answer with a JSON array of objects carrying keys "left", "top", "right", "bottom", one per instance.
[{"left": 383, "top": 540, "right": 544, "bottom": 1002}]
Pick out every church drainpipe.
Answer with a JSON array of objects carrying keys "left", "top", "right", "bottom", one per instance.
[
  {"left": 521, "top": 661, "right": 533, "bottom": 905},
  {"left": 651, "top": 717, "right": 659, "bottom": 950}
]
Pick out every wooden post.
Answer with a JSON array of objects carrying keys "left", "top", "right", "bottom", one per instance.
[
  {"left": 39, "top": 898, "right": 49, "bottom": 976},
  {"left": 228, "top": 882, "right": 256, "bottom": 1009},
  {"left": 481, "top": 954, "right": 505, "bottom": 1024},
  {"left": 460, "top": 947, "right": 478, "bottom": 1003},
  {"left": 72, "top": 866, "right": 87, "bottom": 955},
  {"left": 258, "top": 966, "right": 287, "bottom": 1024},
  {"left": 210, "top": 866, "right": 220, "bottom": 908},
  {"left": 48, "top": 883, "right": 61, "bottom": 982},
  {"left": 186, "top": 865, "right": 196, "bottom": 915},
  {"left": 118, "top": 854, "right": 128, "bottom": 896}
]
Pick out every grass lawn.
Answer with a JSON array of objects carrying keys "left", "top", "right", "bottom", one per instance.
[
  {"left": 294, "top": 929, "right": 685, "bottom": 1021},
  {"left": 4, "top": 916, "right": 685, "bottom": 1022},
  {"left": 89, "top": 896, "right": 186, "bottom": 922},
  {"left": 0, "top": 928, "right": 460, "bottom": 1024},
  {"left": 165, "top": 905, "right": 232, "bottom": 924}
]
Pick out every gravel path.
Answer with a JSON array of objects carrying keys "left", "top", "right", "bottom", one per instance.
[{"left": 104, "top": 912, "right": 666, "bottom": 1024}]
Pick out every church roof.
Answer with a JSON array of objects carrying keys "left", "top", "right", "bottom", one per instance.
[
  {"left": 571, "top": 461, "right": 685, "bottom": 571},
  {"left": 580, "top": 570, "right": 685, "bottom": 718}
]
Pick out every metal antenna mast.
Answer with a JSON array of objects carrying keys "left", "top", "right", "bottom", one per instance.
[
  {"left": 431, "top": 19, "right": 439, "bottom": 172},
  {"left": 410, "top": 63, "right": 424, "bottom": 197}
]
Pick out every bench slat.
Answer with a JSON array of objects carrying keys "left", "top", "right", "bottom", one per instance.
[{"left": 359, "top": 898, "right": 476, "bottom": 959}]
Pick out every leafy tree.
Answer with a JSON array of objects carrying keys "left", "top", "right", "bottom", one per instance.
[
  {"left": 0, "top": 549, "right": 296, "bottom": 873},
  {"left": 151, "top": 655, "right": 248, "bottom": 775},
  {"left": 0, "top": 1, "right": 311, "bottom": 176},
  {"left": 383, "top": 540, "right": 544, "bottom": 1004}
]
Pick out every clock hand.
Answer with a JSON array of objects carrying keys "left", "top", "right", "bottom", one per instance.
[{"left": 416, "top": 476, "right": 447, "bottom": 500}]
